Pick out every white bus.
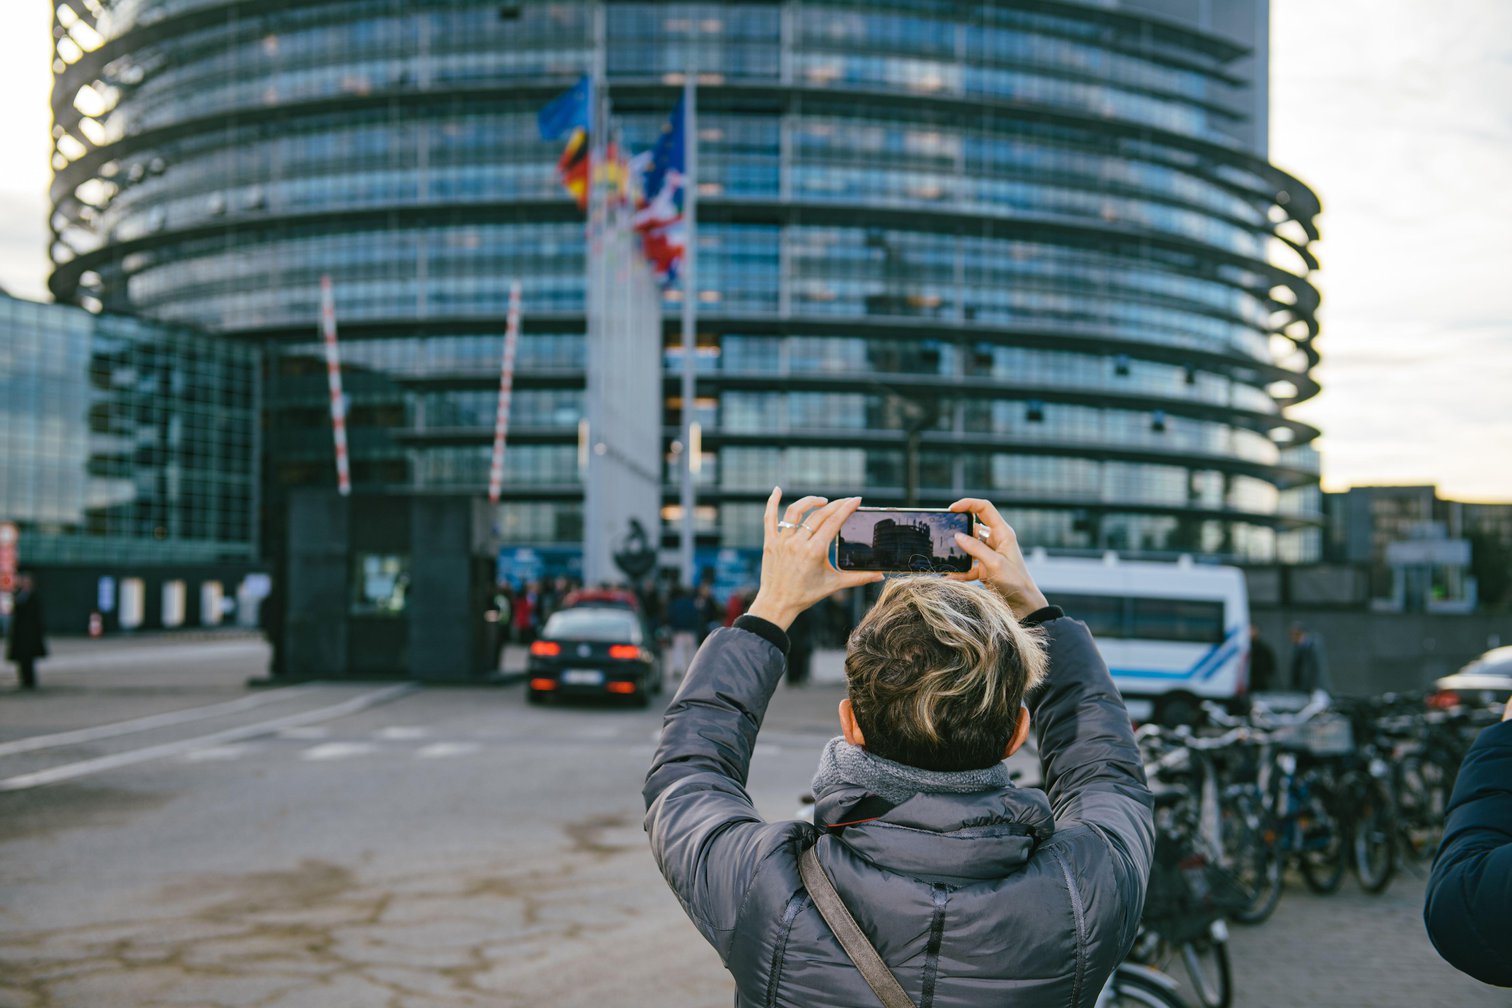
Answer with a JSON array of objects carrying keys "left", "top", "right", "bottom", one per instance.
[{"left": 1024, "top": 552, "right": 1250, "bottom": 725}]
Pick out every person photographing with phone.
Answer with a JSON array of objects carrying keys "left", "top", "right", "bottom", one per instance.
[{"left": 644, "top": 490, "right": 1154, "bottom": 1007}]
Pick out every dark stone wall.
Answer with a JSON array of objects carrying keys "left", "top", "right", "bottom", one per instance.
[
  {"left": 1252, "top": 608, "right": 1511, "bottom": 696},
  {"left": 281, "top": 490, "right": 494, "bottom": 682}
]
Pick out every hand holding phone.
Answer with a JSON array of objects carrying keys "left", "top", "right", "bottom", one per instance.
[
  {"left": 944, "top": 499, "right": 1048, "bottom": 616},
  {"left": 745, "top": 490, "right": 884, "bottom": 630}
]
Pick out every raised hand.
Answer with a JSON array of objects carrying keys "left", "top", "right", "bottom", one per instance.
[
  {"left": 943, "top": 498, "right": 1049, "bottom": 617},
  {"left": 744, "top": 488, "right": 884, "bottom": 630}
]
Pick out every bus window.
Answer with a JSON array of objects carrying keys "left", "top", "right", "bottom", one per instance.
[
  {"left": 1052, "top": 593, "right": 1124, "bottom": 639},
  {"left": 1128, "top": 597, "right": 1224, "bottom": 644}
]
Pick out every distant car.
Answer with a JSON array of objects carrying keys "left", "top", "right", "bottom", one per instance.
[
  {"left": 559, "top": 588, "right": 641, "bottom": 612},
  {"left": 1432, "top": 645, "right": 1512, "bottom": 709},
  {"left": 527, "top": 606, "right": 662, "bottom": 707}
]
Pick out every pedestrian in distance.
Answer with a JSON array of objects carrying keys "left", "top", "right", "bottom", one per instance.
[
  {"left": 490, "top": 581, "right": 514, "bottom": 670},
  {"left": 6, "top": 571, "right": 48, "bottom": 691},
  {"left": 512, "top": 581, "right": 537, "bottom": 646},
  {"left": 644, "top": 490, "right": 1154, "bottom": 1006},
  {"left": 666, "top": 586, "right": 701, "bottom": 681},
  {"left": 1248, "top": 623, "right": 1278, "bottom": 693},
  {"left": 1288, "top": 622, "right": 1330, "bottom": 695},
  {"left": 695, "top": 582, "right": 721, "bottom": 642},
  {"left": 783, "top": 605, "right": 814, "bottom": 687},
  {"left": 723, "top": 585, "right": 752, "bottom": 628},
  {"left": 1423, "top": 696, "right": 1512, "bottom": 987}
]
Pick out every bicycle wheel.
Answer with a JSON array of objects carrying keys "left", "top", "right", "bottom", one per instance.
[
  {"left": 1348, "top": 772, "right": 1397, "bottom": 894},
  {"left": 1221, "top": 791, "right": 1282, "bottom": 925},
  {"left": 1179, "top": 929, "right": 1232, "bottom": 1008},
  {"left": 1297, "top": 777, "right": 1347, "bottom": 894},
  {"left": 1101, "top": 963, "right": 1196, "bottom": 1008},
  {"left": 1395, "top": 755, "right": 1448, "bottom": 861}
]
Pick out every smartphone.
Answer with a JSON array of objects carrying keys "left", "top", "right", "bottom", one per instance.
[{"left": 834, "top": 507, "right": 973, "bottom": 573}]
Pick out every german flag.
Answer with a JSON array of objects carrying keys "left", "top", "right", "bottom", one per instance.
[
  {"left": 538, "top": 76, "right": 592, "bottom": 212},
  {"left": 557, "top": 128, "right": 590, "bottom": 210}
]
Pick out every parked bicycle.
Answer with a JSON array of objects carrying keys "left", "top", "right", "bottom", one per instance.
[{"left": 1133, "top": 724, "right": 1252, "bottom": 1008}]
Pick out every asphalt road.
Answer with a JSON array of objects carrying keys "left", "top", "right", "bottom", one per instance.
[{"left": 0, "top": 636, "right": 1504, "bottom": 1007}]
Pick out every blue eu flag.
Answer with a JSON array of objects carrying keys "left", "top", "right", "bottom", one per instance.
[{"left": 537, "top": 76, "right": 592, "bottom": 141}]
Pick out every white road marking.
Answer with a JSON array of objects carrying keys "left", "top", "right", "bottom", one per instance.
[
  {"left": 301, "top": 742, "right": 380, "bottom": 761},
  {"left": 43, "top": 641, "right": 268, "bottom": 670},
  {"left": 415, "top": 742, "right": 480, "bottom": 759},
  {"left": 182, "top": 745, "right": 254, "bottom": 762},
  {"left": 0, "top": 684, "right": 417, "bottom": 792},
  {"left": 277, "top": 726, "right": 331, "bottom": 740},
  {"left": 0, "top": 687, "right": 315, "bottom": 757},
  {"left": 376, "top": 726, "right": 429, "bottom": 741}
]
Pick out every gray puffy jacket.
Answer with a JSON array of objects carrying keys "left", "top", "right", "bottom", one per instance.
[{"left": 644, "top": 614, "right": 1154, "bottom": 1007}]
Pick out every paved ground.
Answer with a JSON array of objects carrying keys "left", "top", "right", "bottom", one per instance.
[{"left": 0, "top": 635, "right": 1504, "bottom": 1007}]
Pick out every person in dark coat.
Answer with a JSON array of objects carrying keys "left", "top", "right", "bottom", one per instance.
[
  {"left": 644, "top": 492, "right": 1153, "bottom": 1006},
  {"left": 6, "top": 572, "right": 48, "bottom": 690},
  {"left": 1288, "top": 622, "right": 1330, "bottom": 693},
  {"left": 694, "top": 582, "right": 720, "bottom": 642},
  {"left": 1248, "top": 624, "right": 1278, "bottom": 692},
  {"left": 783, "top": 605, "right": 814, "bottom": 687},
  {"left": 1423, "top": 699, "right": 1512, "bottom": 986}
]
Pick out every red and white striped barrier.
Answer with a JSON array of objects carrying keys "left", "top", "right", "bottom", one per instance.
[
  {"left": 319, "top": 274, "right": 351, "bottom": 497},
  {"left": 488, "top": 281, "right": 522, "bottom": 506}
]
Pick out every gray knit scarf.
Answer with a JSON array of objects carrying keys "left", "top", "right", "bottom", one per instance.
[{"left": 811, "top": 737, "right": 1013, "bottom": 807}]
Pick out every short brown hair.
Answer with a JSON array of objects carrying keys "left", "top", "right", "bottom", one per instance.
[{"left": 844, "top": 577, "right": 1048, "bottom": 771}]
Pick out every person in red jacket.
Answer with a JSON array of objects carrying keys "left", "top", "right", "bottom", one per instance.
[{"left": 511, "top": 582, "right": 536, "bottom": 645}]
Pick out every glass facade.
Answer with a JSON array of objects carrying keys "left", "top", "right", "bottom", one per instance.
[
  {"left": 0, "top": 294, "right": 257, "bottom": 564},
  {"left": 50, "top": 0, "right": 1322, "bottom": 563}
]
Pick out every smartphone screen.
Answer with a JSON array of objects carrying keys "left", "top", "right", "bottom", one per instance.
[{"left": 834, "top": 508, "right": 973, "bottom": 573}]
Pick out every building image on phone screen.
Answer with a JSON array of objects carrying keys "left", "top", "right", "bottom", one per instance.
[
  {"left": 873, "top": 519, "right": 931, "bottom": 570},
  {"left": 837, "top": 514, "right": 968, "bottom": 572}
]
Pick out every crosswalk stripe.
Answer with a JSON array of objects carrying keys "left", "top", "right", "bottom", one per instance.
[
  {"left": 0, "top": 684, "right": 417, "bottom": 792},
  {"left": 0, "top": 686, "right": 316, "bottom": 757}
]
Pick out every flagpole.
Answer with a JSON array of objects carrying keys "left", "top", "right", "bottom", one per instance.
[
  {"left": 583, "top": 3, "right": 609, "bottom": 583},
  {"left": 678, "top": 73, "right": 698, "bottom": 588}
]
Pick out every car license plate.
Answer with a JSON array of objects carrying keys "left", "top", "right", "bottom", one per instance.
[{"left": 562, "top": 669, "right": 604, "bottom": 686}]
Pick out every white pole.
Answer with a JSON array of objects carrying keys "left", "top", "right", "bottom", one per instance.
[
  {"left": 319, "top": 275, "right": 351, "bottom": 497},
  {"left": 583, "top": 4, "right": 610, "bottom": 584},
  {"left": 678, "top": 74, "right": 698, "bottom": 587},
  {"left": 488, "top": 280, "right": 522, "bottom": 506}
]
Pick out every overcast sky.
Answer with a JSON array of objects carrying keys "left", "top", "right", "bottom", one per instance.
[{"left": 2, "top": 2, "right": 1508, "bottom": 501}]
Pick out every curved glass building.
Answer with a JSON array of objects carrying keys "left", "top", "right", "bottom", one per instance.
[{"left": 49, "top": 0, "right": 1322, "bottom": 566}]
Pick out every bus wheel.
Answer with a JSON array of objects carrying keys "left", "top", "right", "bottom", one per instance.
[{"left": 1156, "top": 694, "right": 1202, "bottom": 728}]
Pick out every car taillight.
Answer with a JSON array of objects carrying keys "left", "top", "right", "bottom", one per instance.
[
  {"left": 530, "top": 641, "right": 561, "bottom": 657},
  {"left": 529, "top": 678, "right": 558, "bottom": 691},
  {"left": 1427, "top": 690, "right": 1459, "bottom": 710},
  {"left": 608, "top": 645, "right": 641, "bottom": 660},
  {"left": 606, "top": 681, "right": 637, "bottom": 694}
]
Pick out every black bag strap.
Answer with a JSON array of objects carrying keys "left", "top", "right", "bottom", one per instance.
[{"left": 799, "top": 844, "right": 918, "bottom": 1008}]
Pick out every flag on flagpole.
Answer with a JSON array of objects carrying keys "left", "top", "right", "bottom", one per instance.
[
  {"left": 631, "top": 95, "right": 689, "bottom": 286},
  {"left": 538, "top": 76, "right": 593, "bottom": 211}
]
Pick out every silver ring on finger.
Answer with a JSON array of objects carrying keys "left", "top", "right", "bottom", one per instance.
[{"left": 777, "top": 520, "right": 799, "bottom": 530}]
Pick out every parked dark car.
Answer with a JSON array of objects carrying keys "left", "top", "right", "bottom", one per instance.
[
  {"left": 527, "top": 606, "right": 662, "bottom": 706},
  {"left": 1432, "top": 645, "right": 1512, "bottom": 710}
]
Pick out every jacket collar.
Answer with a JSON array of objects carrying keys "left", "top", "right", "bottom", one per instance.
[{"left": 813, "top": 782, "right": 1057, "bottom": 883}]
